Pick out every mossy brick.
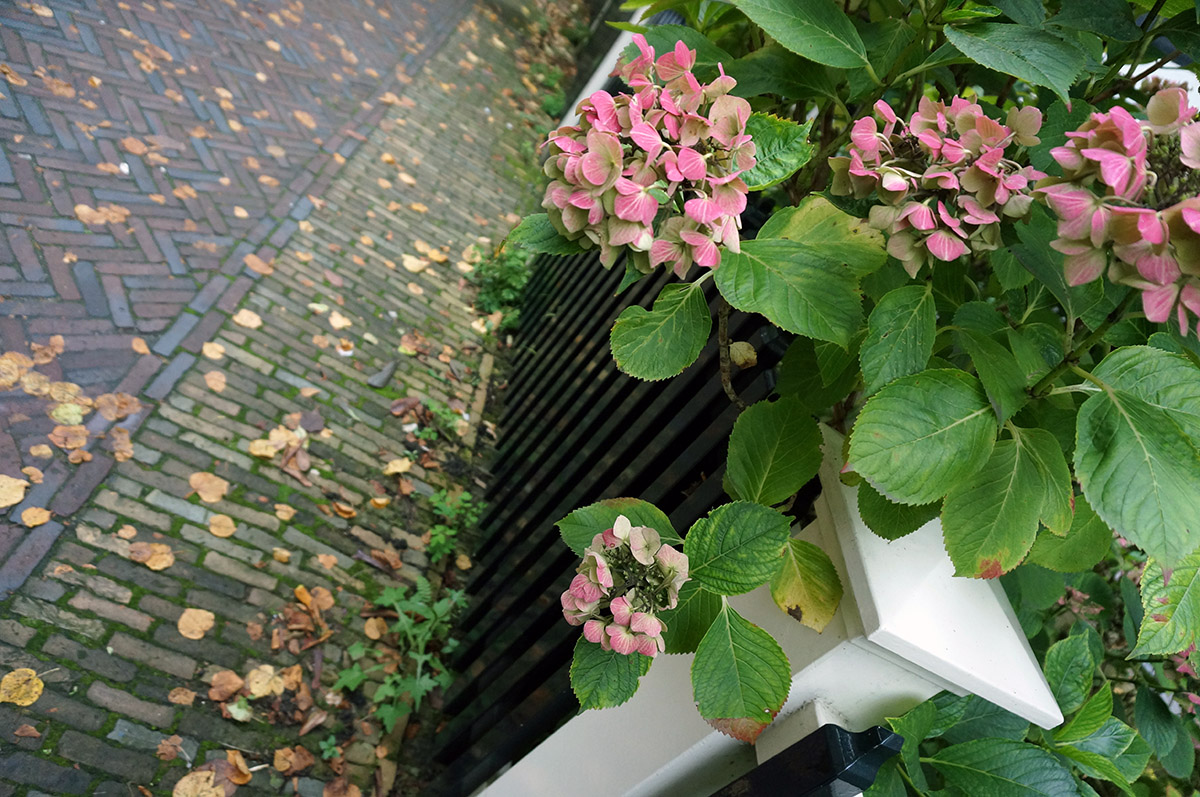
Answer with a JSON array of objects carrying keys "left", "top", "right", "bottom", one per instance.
[
  {"left": 57, "top": 729, "right": 162, "bottom": 781},
  {"left": 178, "top": 523, "right": 263, "bottom": 565},
  {"left": 178, "top": 432, "right": 256, "bottom": 471},
  {"left": 164, "top": 394, "right": 196, "bottom": 413},
  {"left": 42, "top": 634, "right": 137, "bottom": 682},
  {"left": 151, "top": 623, "right": 243, "bottom": 669},
  {"left": 93, "top": 490, "right": 171, "bottom": 530},
  {"left": 201, "top": 551, "right": 277, "bottom": 591},
  {"left": 0, "top": 751, "right": 91, "bottom": 794},
  {"left": 205, "top": 499, "right": 280, "bottom": 533},
  {"left": 144, "top": 417, "right": 181, "bottom": 437},
  {"left": 10, "top": 595, "right": 106, "bottom": 639},
  {"left": 0, "top": 619, "right": 35, "bottom": 649},
  {"left": 137, "top": 594, "right": 184, "bottom": 623},
  {"left": 113, "top": 460, "right": 195, "bottom": 500},
  {"left": 87, "top": 680, "right": 175, "bottom": 728},
  {"left": 107, "top": 718, "right": 200, "bottom": 762},
  {"left": 0, "top": 707, "right": 44, "bottom": 751},
  {"left": 133, "top": 430, "right": 213, "bottom": 469},
  {"left": 68, "top": 590, "right": 154, "bottom": 632},
  {"left": 221, "top": 343, "right": 275, "bottom": 375},
  {"left": 167, "top": 560, "right": 247, "bottom": 599},
  {"left": 107, "top": 473, "right": 147, "bottom": 498},
  {"left": 183, "top": 586, "right": 263, "bottom": 624},
  {"left": 22, "top": 576, "right": 66, "bottom": 602},
  {"left": 179, "top": 380, "right": 243, "bottom": 417},
  {"left": 176, "top": 709, "right": 271, "bottom": 751},
  {"left": 245, "top": 587, "right": 286, "bottom": 611},
  {"left": 44, "top": 562, "right": 132, "bottom": 602},
  {"left": 25, "top": 687, "right": 106, "bottom": 730},
  {"left": 94, "top": 556, "right": 183, "bottom": 596},
  {"left": 157, "top": 403, "right": 236, "bottom": 442},
  {"left": 143, "top": 488, "right": 209, "bottom": 525},
  {"left": 109, "top": 632, "right": 197, "bottom": 678}
]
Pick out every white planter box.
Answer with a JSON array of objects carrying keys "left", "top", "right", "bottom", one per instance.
[{"left": 477, "top": 425, "right": 1062, "bottom": 797}]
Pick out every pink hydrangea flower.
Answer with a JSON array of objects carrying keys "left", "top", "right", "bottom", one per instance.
[
  {"left": 541, "top": 35, "right": 755, "bottom": 276},
  {"left": 560, "top": 514, "right": 690, "bottom": 657},
  {"left": 829, "top": 96, "right": 1045, "bottom": 277},
  {"left": 1039, "top": 88, "right": 1200, "bottom": 337}
]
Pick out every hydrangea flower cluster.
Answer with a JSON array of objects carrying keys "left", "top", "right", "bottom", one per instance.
[
  {"left": 560, "top": 515, "right": 688, "bottom": 657},
  {"left": 1038, "top": 88, "right": 1200, "bottom": 336},
  {"left": 829, "top": 96, "right": 1045, "bottom": 277},
  {"left": 541, "top": 36, "right": 756, "bottom": 276}
]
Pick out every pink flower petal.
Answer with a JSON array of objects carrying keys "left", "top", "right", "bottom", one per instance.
[
  {"left": 1142, "top": 283, "right": 1181, "bottom": 323},
  {"left": 925, "top": 229, "right": 968, "bottom": 261}
]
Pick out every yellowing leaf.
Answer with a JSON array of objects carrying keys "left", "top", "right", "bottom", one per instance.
[
  {"left": 317, "top": 554, "right": 337, "bottom": 570},
  {"left": 232, "top": 309, "right": 262, "bottom": 329},
  {"left": 203, "top": 371, "right": 226, "bottom": 392},
  {"left": 245, "top": 664, "right": 284, "bottom": 698},
  {"left": 410, "top": 202, "right": 428, "bottom": 213},
  {"left": 0, "top": 475, "right": 29, "bottom": 509},
  {"left": 189, "top": 472, "right": 229, "bottom": 503},
  {"left": 407, "top": 282, "right": 424, "bottom": 296},
  {"left": 244, "top": 253, "right": 274, "bottom": 275},
  {"left": 273, "top": 548, "right": 291, "bottom": 563},
  {"left": 202, "top": 342, "right": 225, "bottom": 360},
  {"left": 770, "top": 539, "right": 843, "bottom": 633},
  {"left": 177, "top": 608, "right": 216, "bottom": 640},
  {"left": 382, "top": 458, "right": 412, "bottom": 475},
  {"left": 208, "top": 670, "right": 243, "bottom": 701},
  {"left": 117, "top": 524, "right": 138, "bottom": 539},
  {"left": 208, "top": 514, "right": 236, "bottom": 538},
  {"left": 248, "top": 439, "right": 277, "bottom": 458},
  {"left": 168, "top": 687, "right": 196, "bottom": 705},
  {"left": 328, "top": 311, "right": 352, "bottom": 330},
  {"left": 172, "top": 770, "right": 224, "bottom": 797},
  {"left": 293, "top": 109, "right": 317, "bottom": 129},
  {"left": 274, "top": 503, "right": 296, "bottom": 521},
  {"left": 20, "top": 507, "right": 50, "bottom": 528},
  {"left": 132, "top": 337, "right": 151, "bottom": 354},
  {"left": 0, "top": 668, "right": 44, "bottom": 706},
  {"left": 29, "top": 444, "right": 53, "bottom": 459},
  {"left": 364, "top": 617, "right": 387, "bottom": 640},
  {"left": 129, "top": 541, "right": 175, "bottom": 570}
]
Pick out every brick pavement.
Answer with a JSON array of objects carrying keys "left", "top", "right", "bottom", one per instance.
[{"left": 0, "top": 0, "right": 551, "bottom": 792}]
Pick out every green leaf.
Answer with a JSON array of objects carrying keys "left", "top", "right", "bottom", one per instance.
[
  {"left": 658, "top": 580, "right": 722, "bottom": 654},
  {"left": 774, "top": 336, "right": 859, "bottom": 413},
  {"left": 1061, "top": 716, "right": 1151, "bottom": 783},
  {"left": 570, "top": 636, "right": 652, "bottom": 710},
  {"left": 942, "top": 23, "right": 1084, "bottom": 105},
  {"left": 1013, "top": 208, "right": 1105, "bottom": 329},
  {"left": 887, "top": 700, "right": 935, "bottom": 791},
  {"left": 1021, "top": 427, "right": 1074, "bottom": 534},
  {"left": 557, "top": 498, "right": 678, "bottom": 557},
  {"left": 935, "top": 694, "right": 1031, "bottom": 743},
  {"left": 770, "top": 539, "right": 843, "bottom": 632},
  {"left": 1043, "top": 633, "right": 1095, "bottom": 714},
  {"left": 1026, "top": 496, "right": 1112, "bottom": 573},
  {"left": 1055, "top": 743, "right": 1135, "bottom": 795},
  {"left": 739, "top": 114, "right": 813, "bottom": 191},
  {"left": 1161, "top": 715, "right": 1196, "bottom": 778},
  {"left": 1134, "top": 685, "right": 1179, "bottom": 759},
  {"left": 954, "top": 303, "right": 1029, "bottom": 424},
  {"left": 1132, "top": 552, "right": 1200, "bottom": 656},
  {"left": 685, "top": 501, "right": 792, "bottom": 595},
  {"left": 849, "top": 370, "right": 997, "bottom": 505},
  {"left": 757, "top": 196, "right": 888, "bottom": 279},
  {"left": 715, "top": 239, "right": 862, "bottom": 347},
  {"left": 692, "top": 602, "right": 790, "bottom": 726},
  {"left": 726, "top": 0, "right": 869, "bottom": 69},
  {"left": 942, "top": 437, "right": 1042, "bottom": 578},
  {"left": 1075, "top": 346, "right": 1200, "bottom": 568},
  {"left": 610, "top": 283, "right": 711, "bottom": 381},
  {"left": 725, "top": 44, "right": 842, "bottom": 103},
  {"left": 992, "top": 0, "right": 1045, "bottom": 25},
  {"left": 860, "top": 285, "right": 935, "bottom": 396},
  {"left": 506, "top": 214, "right": 586, "bottom": 255},
  {"left": 1048, "top": 0, "right": 1141, "bottom": 41},
  {"left": 725, "top": 397, "right": 821, "bottom": 506},
  {"left": 862, "top": 759, "right": 906, "bottom": 797},
  {"left": 1055, "top": 684, "right": 1113, "bottom": 743},
  {"left": 857, "top": 481, "right": 939, "bottom": 541},
  {"left": 858, "top": 18, "right": 918, "bottom": 77},
  {"left": 928, "top": 738, "right": 1077, "bottom": 796}
]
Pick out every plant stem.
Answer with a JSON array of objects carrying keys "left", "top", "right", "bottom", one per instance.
[
  {"left": 1094, "top": 49, "right": 1183, "bottom": 103},
  {"left": 717, "top": 297, "right": 747, "bottom": 412},
  {"left": 1028, "top": 291, "right": 1137, "bottom": 397},
  {"left": 1141, "top": 0, "right": 1169, "bottom": 31}
]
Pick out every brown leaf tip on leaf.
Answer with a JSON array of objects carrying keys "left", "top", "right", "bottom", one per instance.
[{"left": 705, "top": 712, "right": 779, "bottom": 745}]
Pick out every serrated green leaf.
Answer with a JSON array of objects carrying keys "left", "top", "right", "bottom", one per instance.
[
  {"left": 1026, "top": 496, "right": 1112, "bottom": 573},
  {"left": 1049, "top": 0, "right": 1141, "bottom": 40},
  {"left": 570, "top": 635, "right": 652, "bottom": 710},
  {"left": 557, "top": 498, "right": 678, "bottom": 557},
  {"left": 1021, "top": 427, "right": 1073, "bottom": 534},
  {"left": 857, "top": 481, "right": 940, "bottom": 541},
  {"left": 726, "top": 0, "right": 869, "bottom": 68},
  {"left": 715, "top": 239, "right": 862, "bottom": 347},
  {"left": 757, "top": 196, "right": 887, "bottom": 278},
  {"left": 684, "top": 501, "right": 791, "bottom": 595},
  {"left": 506, "top": 213, "right": 586, "bottom": 255},
  {"left": 1012, "top": 205, "right": 1105, "bottom": 325},
  {"left": 1063, "top": 716, "right": 1151, "bottom": 783},
  {"left": 993, "top": 0, "right": 1045, "bottom": 25},
  {"left": 887, "top": 700, "right": 935, "bottom": 791},
  {"left": 928, "top": 738, "right": 1077, "bottom": 796},
  {"left": 774, "top": 335, "right": 859, "bottom": 413},
  {"left": 1044, "top": 633, "right": 1095, "bottom": 714},
  {"left": 610, "top": 282, "right": 710, "bottom": 381},
  {"left": 849, "top": 369, "right": 996, "bottom": 505},
  {"left": 739, "top": 114, "right": 813, "bottom": 191},
  {"left": 1161, "top": 715, "right": 1196, "bottom": 778},
  {"left": 954, "top": 303, "right": 1029, "bottom": 424},
  {"left": 862, "top": 759, "right": 906, "bottom": 797},
  {"left": 1134, "top": 685, "right": 1179, "bottom": 759},
  {"left": 1132, "top": 552, "right": 1200, "bottom": 656},
  {"left": 942, "top": 435, "right": 1043, "bottom": 579},
  {"left": 1075, "top": 346, "right": 1200, "bottom": 568},
  {"left": 725, "top": 44, "right": 842, "bottom": 103},
  {"left": 1055, "top": 684, "right": 1113, "bottom": 744},
  {"left": 1055, "top": 744, "right": 1135, "bottom": 794},
  {"left": 692, "top": 602, "right": 790, "bottom": 728},
  {"left": 858, "top": 18, "right": 918, "bottom": 77},
  {"left": 935, "top": 694, "right": 1030, "bottom": 743},
  {"left": 658, "top": 580, "right": 722, "bottom": 654},
  {"left": 769, "top": 539, "right": 842, "bottom": 632},
  {"left": 725, "top": 397, "right": 822, "bottom": 506},
  {"left": 942, "top": 23, "right": 1084, "bottom": 105},
  {"left": 860, "top": 285, "right": 935, "bottom": 396}
]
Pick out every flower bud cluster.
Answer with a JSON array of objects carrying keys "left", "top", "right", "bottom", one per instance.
[
  {"left": 829, "top": 96, "right": 1045, "bottom": 277},
  {"left": 560, "top": 515, "right": 689, "bottom": 657},
  {"left": 1038, "top": 88, "right": 1200, "bottom": 336},
  {"left": 541, "top": 36, "right": 756, "bottom": 277}
]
